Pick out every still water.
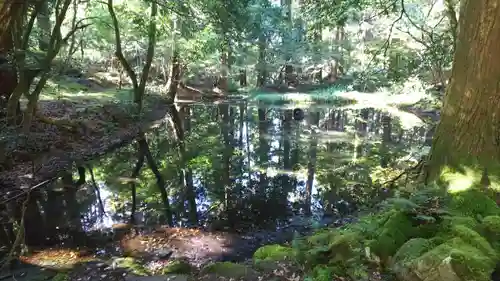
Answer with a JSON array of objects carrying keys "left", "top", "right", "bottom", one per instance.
[{"left": 74, "top": 101, "right": 429, "bottom": 235}]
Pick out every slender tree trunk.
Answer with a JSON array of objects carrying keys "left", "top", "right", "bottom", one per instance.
[
  {"left": 137, "top": 134, "right": 173, "bottom": 225},
  {"left": 166, "top": 14, "right": 180, "bottom": 102},
  {"left": 425, "top": 0, "right": 500, "bottom": 183},
  {"left": 36, "top": 0, "right": 51, "bottom": 51}
]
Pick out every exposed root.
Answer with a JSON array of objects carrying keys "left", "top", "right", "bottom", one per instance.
[
  {"left": 382, "top": 159, "right": 424, "bottom": 187},
  {"left": 35, "top": 112, "right": 81, "bottom": 131}
]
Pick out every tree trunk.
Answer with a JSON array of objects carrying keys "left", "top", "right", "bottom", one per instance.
[
  {"left": 218, "top": 39, "right": 230, "bottom": 93},
  {"left": 0, "top": 0, "right": 26, "bottom": 116},
  {"left": 36, "top": 0, "right": 51, "bottom": 51},
  {"left": 425, "top": 0, "right": 500, "bottom": 183},
  {"left": 166, "top": 14, "right": 180, "bottom": 102},
  {"left": 256, "top": 34, "right": 266, "bottom": 87},
  {"left": 167, "top": 48, "right": 180, "bottom": 102}
]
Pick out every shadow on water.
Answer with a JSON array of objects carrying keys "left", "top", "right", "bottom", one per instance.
[{"left": 0, "top": 100, "right": 431, "bottom": 272}]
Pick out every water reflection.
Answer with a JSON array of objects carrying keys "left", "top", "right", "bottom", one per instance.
[
  {"left": 1, "top": 102, "right": 429, "bottom": 249},
  {"left": 86, "top": 102, "right": 427, "bottom": 230}
]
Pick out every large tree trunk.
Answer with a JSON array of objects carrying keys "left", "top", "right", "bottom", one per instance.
[{"left": 425, "top": 0, "right": 500, "bottom": 183}]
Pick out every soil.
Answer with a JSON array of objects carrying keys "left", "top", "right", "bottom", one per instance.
[{"left": 0, "top": 93, "right": 171, "bottom": 191}]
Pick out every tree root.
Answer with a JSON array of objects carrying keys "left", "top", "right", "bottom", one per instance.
[
  {"left": 382, "top": 159, "right": 424, "bottom": 187},
  {"left": 35, "top": 112, "right": 81, "bottom": 131}
]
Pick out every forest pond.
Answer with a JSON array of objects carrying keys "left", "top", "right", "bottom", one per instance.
[{"left": 17, "top": 101, "right": 432, "bottom": 269}]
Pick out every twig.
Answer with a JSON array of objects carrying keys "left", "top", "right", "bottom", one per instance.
[
  {"left": 381, "top": 159, "right": 424, "bottom": 186},
  {"left": 0, "top": 178, "right": 56, "bottom": 205},
  {"left": 0, "top": 190, "right": 30, "bottom": 271}
]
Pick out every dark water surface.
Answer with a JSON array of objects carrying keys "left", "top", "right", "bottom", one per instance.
[
  {"left": 8, "top": 101, "right": 431, "bottom": 265},
  {"left": 85, "top": 101, "right": 429, "bottom": 229}
]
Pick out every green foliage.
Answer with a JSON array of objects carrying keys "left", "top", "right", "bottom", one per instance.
[
  {"left": 449, "top": 189, "right": 500, "bottom": 219},
  {"left": 253, "top": 244, "right": 296, "bottom": 262},
  {"left": 202, "top": 262, "right": 257, "bottom": 279},
  {"left": 160, "top": 259, "right": 193, "bottom": 274},
  {"left": 112, "top": 257, "right": 150, "bottom": 276},
  {"left": 52, "top": 273, "right": 69, "bottom": 281}
]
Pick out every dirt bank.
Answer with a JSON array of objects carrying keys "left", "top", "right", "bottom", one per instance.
[{"left": 0, "top": 95, "right": 170, "bottom": 190}]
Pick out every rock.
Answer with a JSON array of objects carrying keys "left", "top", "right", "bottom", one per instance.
[
  {"left": 405, "top": 238, "right": 496, "bottom": 281},
  {"left": 481, "top": 215, "right": 500, "bottom": 246},
  {"left": 112, "top": 257, "right": 150, "bottom": 276},
  {"left": 160, "top": 259, "right": 193, "bottom": 274},
  {"left": 306, "top": 229, "right": 337, "bottom": 246},
  {"left": 392, "top": 224, "right": 498, "bottom": 281},
  {"left": 442, "top": 216, "right": 478, "bottom": 230},
  {"left": 153, "top": 249, "right": 173, "bottom": 260},
  {"left": 369, "top": 211, "right": 415, "bottom": 262},
  {"left": 125, "top": 275, "right": 189, "bottom": 281},
  {"left": 200, "top": 262, "right": 259, "bottom": 280},
  {"left": 253, "top": 245, "right": 295, "bottom": 262},
  {"left": 449, "top": 189, "right": 499, "bottom": 218},
  {"left": 391, "top": 238, "right": 434, "bottom": 280}
]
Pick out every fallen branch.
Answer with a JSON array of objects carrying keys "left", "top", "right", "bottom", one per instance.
[
  {"left": 382, "top": 159, "right": 424, "bottom": 187},
  {"left": 0, "top": 190, "right": 30, "bottom": 272},
  {"left": 35, "top": 112, "right": 80, "bottom": 130}
]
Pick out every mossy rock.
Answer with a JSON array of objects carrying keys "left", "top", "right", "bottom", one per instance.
[
  {"left": 391, "top": 238, "right": 434, "bottom": 279},
  {"left": 201, "top": 262, "right": 259, "bottom": 280},
  {"left": 306, "top": 229, "right": 337, "bottom": 246},
  {"left": 309, "top": 265, "right": 342, "bottom": 281},
  {"left": 328, "top": 230, "right": 362, "bottom": 262},
  {"left": 443, "top": 216, "right": 479, "bottom": 230},
  {"left": 253, "top": 244, "right": 295, "bottom": 262},
  {"left": 481, "top": 215, "right": 500, "bottom": 248},
  {"left": 403, "top": 237, "right": 496, "bottom": 281},
  {"left": 52, "top": 273, "right": 69, "bottom": 281},
  {"left": 447, "top": 225, "right": 497, "bottom": 259},
  {"left": 111, "top": 257, "right": 149, "bottom": 276},
  {"left": 303, "top": 230, "right": 361, "bottom": 266},
  {"left": 449, "top": 189, "right": 499, "bottom": 218},
  {"left": 369, "top": 211, "right": 415, "bottom": 261},
  {"left": 160, "top": 259, "right": 193, "bottom": 274}
]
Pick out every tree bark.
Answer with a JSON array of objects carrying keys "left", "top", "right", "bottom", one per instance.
[
  {"left": 0, "top": 0, "right": 27, "bottom": 117},
  {"left": 425, "top": 0, "right": 500, "bottom": 183}
]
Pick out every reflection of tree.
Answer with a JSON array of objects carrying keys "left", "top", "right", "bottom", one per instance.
[
  {"left": 304, "top": 111, "right": 319, "bottom": 216},
  {"left": 79, "top": 103, "right": 428, "bottom": 232}
]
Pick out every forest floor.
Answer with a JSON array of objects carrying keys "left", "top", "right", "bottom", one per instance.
[{"left": 0, "top": 73, "right": 173, "bottom": 190}]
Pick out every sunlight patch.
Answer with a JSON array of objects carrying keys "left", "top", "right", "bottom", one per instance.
[{"left": 441, "top": 167, "right": 482, "bottom": 193}]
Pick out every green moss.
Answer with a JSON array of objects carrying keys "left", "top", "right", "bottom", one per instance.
[
  {"left": 328, "top": 230, "right": 362, "bottom": 262},
  {"left": 112, "top": 257, "right": 149, "bottom": 276},
  {"left": 482, "top": 215, "right": 500, "bottom": 246},
  {"left": 369, "top": 211, "right": 415, "bottom": 261},
  {"left": 307, "top": 229, "right": 337, "bottom": 246},
  {"left": 448, "top": 225, "right": 497, "bottom": 259},
  {"left": 302, "top": 230, "right": 361, "bottom": 268},
  {"left": 202, "top": 262, "right": 257, "bottom": 279},
  {"left": 52, "top": 273, "right": 69, "bottom": 281},
  {"left": 408, "top": 238, "right": 496, "bottom": 281},
  {"left": 392, "top": 238, "right": 433, "bottom": 271},
  {"left": 160, "top": 259, "right": 193, "bottom": 274},
  {"left": 310, "top": 265, "right": 343, "bottom": 281},
  {"left": 444, "top": 216, "right": 479, "bottom": 230},
  {"left": 253, "top": 244, "right": 295, "bottom": 262},
  {"left": 449, "top": 189, "right": 499, "bottom": 218}
]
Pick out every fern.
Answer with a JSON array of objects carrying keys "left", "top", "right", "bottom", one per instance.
[{"left": 384, "top": 198, "right": 418, "bottom": 211}]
